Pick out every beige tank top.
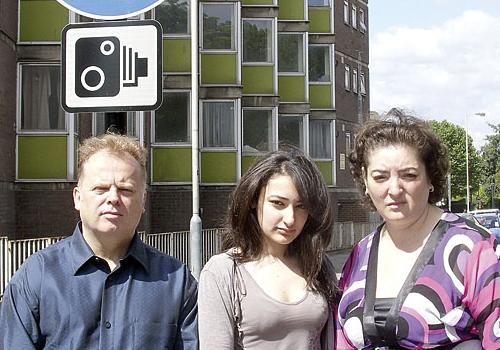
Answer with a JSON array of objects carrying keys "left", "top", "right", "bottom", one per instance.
[{"left": 237, "top": 264, "right": 329, "bottom": 350}]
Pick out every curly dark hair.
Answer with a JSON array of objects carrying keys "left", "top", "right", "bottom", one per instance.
[
  {"left": 348, "top": 109, "right": 449, "bottom": 207},
  {"left": 222, "top": 147, "right": 337, "bottom": 302}
]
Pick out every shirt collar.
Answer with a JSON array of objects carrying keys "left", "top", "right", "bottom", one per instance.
[{"left": 70, "top": 222, "right": 149, "bottom": 275}]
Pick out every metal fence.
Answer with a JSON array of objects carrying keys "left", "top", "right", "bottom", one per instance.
[{"left": 0, "top": 222, "right": 378, "bottom": 302}]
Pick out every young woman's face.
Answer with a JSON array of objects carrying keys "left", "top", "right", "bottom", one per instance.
[
  {"left": 256, "top": 174, "right": 309, "bottom": 255},
  {"left": 364, "top": 144, "right": 432, "bottom": 225}
]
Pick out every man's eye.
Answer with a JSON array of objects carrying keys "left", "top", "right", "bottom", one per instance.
[{"left": 372, "top": 176, "right": 386, "bottom": 181}]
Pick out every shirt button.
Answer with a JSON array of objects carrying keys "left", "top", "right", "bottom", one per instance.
[{"left": 105, "top": 321, "right": 111, "bottom": 329}]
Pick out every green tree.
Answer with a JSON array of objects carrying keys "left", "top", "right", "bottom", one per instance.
[
  {"left": 479, "top": 123, "right": 500, "bottom": 208},
  {"left": 429, "top": 120, "right": 482, "bottom": 203}
]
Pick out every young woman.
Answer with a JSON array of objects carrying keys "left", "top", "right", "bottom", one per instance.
[
  {"left": 337, "top": 110, "right": 499, "bottom": 349},
  {"left": 198, "top": 149, "right": 338, "bottom": 350}
]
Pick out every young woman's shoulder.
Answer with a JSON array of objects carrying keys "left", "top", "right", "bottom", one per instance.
[{"left": 201, "top": 250, "right": 236, "bottom": 276}]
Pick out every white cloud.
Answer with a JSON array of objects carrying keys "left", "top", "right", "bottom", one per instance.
[{"left": 370, "top": 10, "right": 500, "bottom": 149}]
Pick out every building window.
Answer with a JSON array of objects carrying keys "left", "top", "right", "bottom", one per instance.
[
  {"left": 359, "top": 8, "right": 367, "bottom": 32},
  {"left": 352, "top": 68, "right": 358, "bottom": 93},
  {"left": 278, "top": 33, "right": 304, "bottom": 73},
  {"left": 352, "top": 5, "right": 357, "bottom": 29},
  {"left": 94, "top": 112, "right": 139, "bottom": 138},
  {"left": 243, "top": 109, "right": 273, "bottom": 153},
  {"left": 278, "top": 115, "right": 304, "bottom": 149},
  {"left": 309, "top": 119, "right": 332, "bottom": 159},
  {"left": 202, "top": 101, "right": 235, "bottom": 148},
  {"left": 344, "top": 65, "right": 350, "bottom": 91},
  {"left": 155, "top": 91, "right": 190, "bottom": 143},
  {"left": 155, "top": 0, "right": 189, "bottom": 35},
  {"left": 202, "top": 3, "right": 236, "bottom": 50},
  {"left": 243, "top": 19, "right": 273, "bottom": 64},
  {"left": 20, "top": 65, "right": 65, "bottom": 131},
  {"left": 360, "top": 71, "right": 366, "bottom": 95},
  {"left": 346, "top": 132, "right": 352, "bottom": 154},
  {"left": 343, "top": 1, "right": 349, "bottom": 24},
  {"left": 309, "top": 0, "right": 329, "bottom": 6},
  {"left": 309, "top": 45, "right": 331, "bottom": 82}
]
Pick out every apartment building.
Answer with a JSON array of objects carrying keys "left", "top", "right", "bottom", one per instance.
[{"left": 0, "top": 0, "right": 369, "bottom": 238}]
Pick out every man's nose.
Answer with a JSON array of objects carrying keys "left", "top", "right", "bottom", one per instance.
[{"left": 106, "top": 187, "right": 120, "bottom": 204}]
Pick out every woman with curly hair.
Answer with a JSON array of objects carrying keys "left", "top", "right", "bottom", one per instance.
[{"left": 336, "top": 110, "right": 499, "bottom": 349}]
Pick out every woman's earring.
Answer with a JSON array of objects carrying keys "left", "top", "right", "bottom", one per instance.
[{"left": 429, "top": 185, "right": 434, "bottom": 192}]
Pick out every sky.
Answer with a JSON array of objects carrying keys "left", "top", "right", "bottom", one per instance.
[{"left": 369, "top": 0, "right": 500, "bottom": 149}]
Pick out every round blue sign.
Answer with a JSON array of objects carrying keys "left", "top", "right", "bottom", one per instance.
[{"left": 57, "top": 0, "right": 164, "bottom": 19}]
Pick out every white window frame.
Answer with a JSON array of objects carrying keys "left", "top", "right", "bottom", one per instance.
[
  {"left": 346, "top": 132, "right": 352, "bottom": 154},
  {"left": 154, "top": 0, "right": 191, "bottom": 37},
  {"left": 343, "top": 1, "right": 349, "bottom": 24},
  {"left": 200, "top": 2, "right": 237, "bottom": 52},
  {"left": 351, "top": 4, "right": 357, "bottom": 29},
  {"left": 360, "top": 71, "right": 366, "bottom": 95},
  {"left": 344, "top": 65, "right": 350, "bottom": 91},
  {"left": 308, "top": 0, "right": 330, "bottom": 7},
  {"left": 200, "top": 99, "right": 238, "bottom": 150},
  {"left": 92, "top": 111, "right": 143, "bottom": 144},
  {"left": 242, "top": 18, "right": 274, "bottom": 65},
  {"left": 309, "top": 119, "right": 333, "bottom": 161},
  {"left": 242, "top": 107, "right": 277, "bottom": 155},
  {"left": 352, "top": 68, "right": 358, "bottom": 93},
  {"left": 277, "top": 114, "right": 308, "bottom": 153},
  {"left": 152, "top": 89, "right": 192, "bottom": 146},
  {"left": 308, "top": 44, "right": 333, "bottom": 84},
  {"left": 278, "top": 32, "right": 306, "bottom": 75},
  {"left": 359, "top": 8, "right": 367, "bottom": 33}
]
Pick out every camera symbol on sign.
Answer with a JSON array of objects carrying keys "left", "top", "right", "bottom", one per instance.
[{"left": 75, "top": 36, "right": 148, "bottom": 97}]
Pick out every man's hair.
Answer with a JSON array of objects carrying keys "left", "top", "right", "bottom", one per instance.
[
  {"left": 222, "top": 147, "right": 337, "bottom": 302},
  {"left": 348, "top": 108, "right": 449, "bottom": 206},
  {"left": 77, "top": 133, "right": 147, "bottom": 184}
]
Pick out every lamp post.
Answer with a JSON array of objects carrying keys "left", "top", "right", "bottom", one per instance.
[{"left": 465, "top": 112, "right": 485, "bottom": 212}]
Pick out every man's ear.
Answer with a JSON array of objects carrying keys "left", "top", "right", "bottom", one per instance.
[{"left": 73, "top": 186, "right": 81, "bottom": 211}]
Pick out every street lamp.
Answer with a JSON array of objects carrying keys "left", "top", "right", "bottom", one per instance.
[{"left": 465, "top": 112, "right": 485, "bottom": 212}]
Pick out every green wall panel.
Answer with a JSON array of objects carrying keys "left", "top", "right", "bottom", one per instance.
[
  {"left": 278, "top": 0, "right": 305, "bottom": 21},
  {"left": 309, "top": 84, "right": 332, "bottom": 109},
  {"left": 242, "top": 66, "right": 274, "bottom": 94},
  {"left": 201, "top": 54, "right": 237, "bottom": 84},
  {"left": 309, "top": 8, "right": 331, "bottom": 33},
  {"left": 278, "top": 76, "right": 305, "bottom": 102},
  {"left": 20, "top": 0, "right": 68, "bottom": 42},
  {"left": 152, "top": 148, "right": 191, "bottom": 182},
  {"left": 163, "top": 38, "right": 191, "bottom": 72},
  {"left": 242, "top": 0, "right": 274, "bottom": 5},
  {"left": 241, "top": 155, "right": 261, "bottom": 174},
  {"left": 315, "top": 160, "right": 333, "bottom": 186},
  {"left": 18, "top": 136, "right": 67, "bottom": 179},
  {"left": 201, "top": 152, "right": 237, "bottom": 183}
]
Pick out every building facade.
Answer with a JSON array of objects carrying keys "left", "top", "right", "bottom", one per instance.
[{"left": 0, "top": 0, "right": 369, "bottom": 239}]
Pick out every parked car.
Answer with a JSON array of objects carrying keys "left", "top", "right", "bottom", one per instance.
[{"left": 473, "top": 213, "right": 500, "bottom": 241}]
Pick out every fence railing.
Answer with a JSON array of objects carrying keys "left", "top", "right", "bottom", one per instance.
[{"left": 0, "top": 222, "right": 378, "bottom": 302}]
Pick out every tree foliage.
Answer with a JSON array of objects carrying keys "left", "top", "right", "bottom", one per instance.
[
  {"left": 479, "top": 123, "right": 500, "bottom": 207},
  {"left": 429, "top": 120, "right": 482, "bottom": 201}
]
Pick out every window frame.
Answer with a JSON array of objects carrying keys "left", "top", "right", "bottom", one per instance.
[
  {"left": 278, "top": 32, "right": 306, "bottom": 75},
  {"left": 242, "top": 107, "right": 277, "bottom": 155},
  {"left": 200, "top": 2, "right": 238, "bottom": 52},
  {"left": 346, "top": 132, "right": 352, "bottom": 154},
  {"left": 277, "top": 114, "right": 308, "bottom": 152},
  {"left": 352, "top": 68, "right": 358, "bottom": 93},
  {"left": 308, "top": 0, "right": 330, "bottom": 7},
  {"left": 360, "top": 71, "right": 367, "bottom": 95},
  {"left": 351, "top": 4, "right": 357, "bottom": 29},
  {"left": 92, "top": 111, "right": 142, "bottom": 140},
  {"left": 344, "top": 65, "right": 350, "bottom": 91},
  {"left": 309, "top": 118, "right": 333, "bottom": 160},
  {"left": 343, "top": 1, "right": 349, "bottom": 25},
  {"left": 308, "top": 44, "right": 332, "bottom": 84},
  {"left": 201, "top": 99, "right": 238, "bottom": 150},
  {"left": 152, "top": 89, "right": 192, "bottom": 146},
  {"left": 359, "top": 8, "right": 367, "bottom": 33},
  {"left": 17, "top": 63, "right": 67, "bottom": 134},
  {"left": 242, "top": 18, "right": 274, "bottom": 65},
  {"left": 154, "top": 0, "right": 190, "bottom": 37}
]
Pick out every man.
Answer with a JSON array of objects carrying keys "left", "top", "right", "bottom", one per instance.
[{"left": 0, "top": 134, "right": 198, "bottom": 349}]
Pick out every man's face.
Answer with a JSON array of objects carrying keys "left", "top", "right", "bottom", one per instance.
[{"left": 73, "top": 150, "right": 146, "bottom": 240}]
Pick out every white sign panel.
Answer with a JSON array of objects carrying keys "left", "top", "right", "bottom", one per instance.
[
  {"left": 62, "top": 20, "right": 162, "bottom": 113},
  {"left": 56, "top": 0, "right": 163, "bottom": 20}
]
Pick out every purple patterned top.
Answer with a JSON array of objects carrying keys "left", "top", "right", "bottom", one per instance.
[{"left": 335, "top": 212, "right": 499, "bottom": 349}]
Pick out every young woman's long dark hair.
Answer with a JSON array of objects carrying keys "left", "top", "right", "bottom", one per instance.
[{"left": 222, "top": 148, "right": 338, "bottom": 302}]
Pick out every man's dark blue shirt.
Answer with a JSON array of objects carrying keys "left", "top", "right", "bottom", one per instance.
[{"left": 0, "top": 223, "right": 198, "bottom": 349}]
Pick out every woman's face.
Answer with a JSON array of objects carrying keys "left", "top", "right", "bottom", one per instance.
[
  {"left": 364, "top": 144, "right": 432, "bottom": 225},
  {"left": 256, "top": 174, "right": 309, "bottom": 255}
]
